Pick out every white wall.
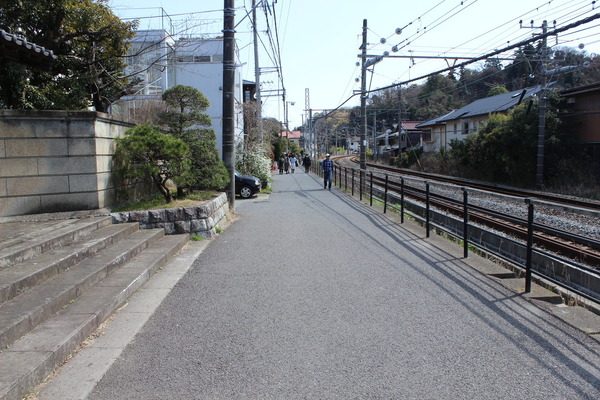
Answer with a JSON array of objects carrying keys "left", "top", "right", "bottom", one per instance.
[{"left": 170, "top": 38, "right": 244, "bottom": 157}]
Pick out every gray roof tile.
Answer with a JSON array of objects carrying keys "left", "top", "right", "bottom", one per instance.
[{"left": 0, "top": 29, "right": 57, "bottom": 67}]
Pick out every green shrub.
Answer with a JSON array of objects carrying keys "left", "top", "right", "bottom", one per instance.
[{"left": 114, "top": 124, "right": 192, "bottom": 203}]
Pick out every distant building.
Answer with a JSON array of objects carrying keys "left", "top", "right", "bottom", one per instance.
[
  {"left": 115, "top": 30, "right": 245, "bottom": 157},
  {"left": 417, "top": 111, "right": 454, "bottom": 153},
  {"left": 375, "top": 121, "right": 425, "bottom": 160},
  {"left": 560, "top": 82, "right": 600, "bottom": 175},
  {"left": 417, "top": 85, "right": 548, "bottom": 152},
  {"left": 281, "top": 130, "right": 302, "bottom": 148},
  {"left": 124, "top": 29, "right": 172, "bottom": 97},
  {"left": 560, "top": 82, "right": 600, "bottom": 145},
  {"left": 347, "top": 136, "right": 360, "bottom": 153}
]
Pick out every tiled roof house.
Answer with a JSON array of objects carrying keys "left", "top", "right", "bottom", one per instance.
[{"left": 417, "top": 85, "right": 546, "bottom": 152}]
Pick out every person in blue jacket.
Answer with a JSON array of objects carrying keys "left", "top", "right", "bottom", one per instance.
[{"left": 321, "top": 153, "right": 334, "bottom": 190}]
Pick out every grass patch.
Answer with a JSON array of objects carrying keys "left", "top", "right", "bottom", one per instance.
[
  {"left": 112, "top": 191, "right": 218, "bottom": 212},
  {"left": 191, "top": 234, "right": 205, "bottom": 241}
]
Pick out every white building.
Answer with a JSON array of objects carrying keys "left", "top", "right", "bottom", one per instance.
[
  {"left": 117, "top": 30, "right": 245, "bottom": 157},
  {"left": 125, "top": 30, "right": 173, "bottom": 96}
]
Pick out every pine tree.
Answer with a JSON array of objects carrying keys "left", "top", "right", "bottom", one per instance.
[{"left": 158, "top": 85, "right": 229, "bottom": 194}]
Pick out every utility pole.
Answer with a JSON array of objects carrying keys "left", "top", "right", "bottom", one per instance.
[
  {"left": 285, "top": 100, "right": 289, "bottom": 153},
  {"left": 222, "top": 0, "right": 236, "bottom": 209},
  {"left": 536, "top": 20, "right": 548, "bottom": 190},
  {"left": 252, "top": 0, "right": 263, "bottom": 142},
  {"left": 309, "top": 108, "right": 314, "bottom": 157},
  {"left": 358, "top": 20, "right": 384, "bottom": 169},
  {"left": 372, "top": 112, "right": 377, "bottom": 160},
  {"left": 359, "top": 19, "right": 368, "bottom": 170},
  {"left": 521, "top": 19, "right": 549, "bottom": 189}
]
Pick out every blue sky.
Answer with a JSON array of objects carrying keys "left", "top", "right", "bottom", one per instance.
[{"left": 109, "top": 0, "right": 600, "bottom": 128}]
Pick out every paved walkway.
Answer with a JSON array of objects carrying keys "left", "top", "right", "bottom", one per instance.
[{"left": 39, "top": 170, "right": 599, "bottom": 399}]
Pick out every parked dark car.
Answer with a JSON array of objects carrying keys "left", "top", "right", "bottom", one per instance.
[{"left": 235, "top": 171, "right": 261, "bottom": 199}]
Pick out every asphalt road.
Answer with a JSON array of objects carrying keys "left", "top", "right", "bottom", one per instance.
[{"left": 86, "top": 170, "right": 600, "bottom": 399}]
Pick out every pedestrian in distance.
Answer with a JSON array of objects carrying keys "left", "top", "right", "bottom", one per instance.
[
  {"left": 303, "top": 154, "right": 311, "bottom": 173},
  {"left": 289, "top": 154, "right": 297, "bottom": 174},
  {"left": 284, "top": 154, "right": 290, "bottom": 174},
  {"left": 278, "top": 155, "right": 285, "bottom": 174},
  {"left": 322, "top": 153, "right": 334, "bottom": 190}
]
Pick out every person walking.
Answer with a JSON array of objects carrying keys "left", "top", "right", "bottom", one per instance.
[
  {"left": 284, "top": 154, "right": 290, "bottom": 174},
  {"left": 321, "top": 153, "right": 334, "bottom": 190},
  {"left": 289, "top": 154, "right": 297, "bottom": 174},
  {"left": 303, "top": 154, "right": 311, "bottom": 173},
  {"left": 278, "top": 155, "right": 285, "bottom": 174}
]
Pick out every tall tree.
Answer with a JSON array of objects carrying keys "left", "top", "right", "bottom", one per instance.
[
  {"left": 0, "top": 0, "right": 136, "bottom": 111},
  {"left": 504, "top": 44, "right": 537, "bottom": 90},
  {"left": 414, "top": 74, "right": 457, "bottom": 120}
]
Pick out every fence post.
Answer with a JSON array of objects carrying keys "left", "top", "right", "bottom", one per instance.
[
  {"left": 525, "top": 200, "right": 534, "bottom": 293},
  {"left": 425, "top": 182, "right": 430, "bottom": 238},
  {"left": 369, "top": 172, "right": 373, "bottom": 207},
  {"left": 384, "top": 174, "right": 389, "bottom": 214},
  {"left": 359, "top": 170, "right": 363, "bottom": 201},
  {"left": 344, "top": 168, "right": 348, "bottom": 190},
  {"left": 332, "top": 166, "right": 336, "bottom": 187},
  {"left": 462, "top": 188, "right": 468, "bottom": 258},
  {"left": 400, "top": 178, "right": 405, "bottom": 224},
  {"left": 351, "top": 169, "right": 355, "bottom": 196}
]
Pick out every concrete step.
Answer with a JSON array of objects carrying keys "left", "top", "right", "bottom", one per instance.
[
  {"left": 0, "top": 223, "right": 140, "bottom": 305},
  {"left": 0, "top": 233, "right": 190, "bottom": 400},
  {"left": 0, "top": 228, "right": 165, "bottom": 351},
  {"left": 0, "top": 216, "right": 113, "bottom": 268}
]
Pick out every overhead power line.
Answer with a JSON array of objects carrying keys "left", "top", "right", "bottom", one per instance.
[
  {"left": 366, "top": 12, "right": 600, "bottom": 95},
  {"left": 315, "top": 12, "right": 600, "bottom": 125}
]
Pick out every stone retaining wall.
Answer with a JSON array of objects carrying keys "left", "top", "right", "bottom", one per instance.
[
  {"left": 110, "top": 193, "right": 229, "bottom": 238},
  {"left": 0, "top": 110, "right": 152, "bottom": 217}
]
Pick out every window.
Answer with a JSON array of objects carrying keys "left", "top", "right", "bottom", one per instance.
[
  {"left": 463, "top": 121, "right": 469, "bottom": 135},
  {"left": 193, "top": 55, "right": 211, "bottom": 63},
  {"left": 176, "top": 55, "right": 211, "bottom": 63}
]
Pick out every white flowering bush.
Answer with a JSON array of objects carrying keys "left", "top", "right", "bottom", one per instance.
[{"left": 235, "top": 142, "right": 272, "bottom": 186}]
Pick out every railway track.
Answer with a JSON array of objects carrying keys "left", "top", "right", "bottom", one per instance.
[
  {"left": 353, "top": 156, "right": 600, "bottom": 212},
  {"left": 330, "top": 155, "right": 600, "bottom": 302}
]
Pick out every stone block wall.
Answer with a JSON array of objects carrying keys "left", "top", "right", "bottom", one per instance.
[
  {"left": 110, "top": 193, "right": 229, "bottom": 238},
  {"left": 0, "top": 110, "right": 147, "bottom": 217}
]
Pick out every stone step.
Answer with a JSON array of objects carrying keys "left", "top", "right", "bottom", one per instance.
[
  {"left": 0, "top": 223, "right": 139, "bottom": 305},
  {"left": 0, "top": 216, "right": 113, "bottom": 269},
  {"left": 0, "top": 233, "right": 190, "bottom": 400},
  {"left": 0, "top": 228, "right": 165, "bottom": 351}
]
